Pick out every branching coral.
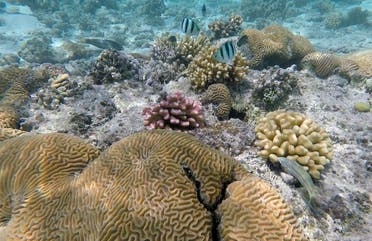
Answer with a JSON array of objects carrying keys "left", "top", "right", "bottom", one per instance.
[
  {"left": 239, "top": 25, "right": 314, "bottom": 69},
  {"left": 88, "top": 50, "right": 141, "bottom": 84},
  {"left": 187, "top": 46, "right": 248, "bottom": 90},
  {"left": 142, "top": 92, "right": 205, "bottom": 131},
  {"left": 208, "top": 15, "right": 243, "bottom": 40},
  {"left": 255, "top": 110, "right": 333, "bottom": 179},
  {"left": 0, "top": 130, "right": 306, "bottom": 240},
  {"left": 201, "top": 83, "right": 232, "bottom": 120}
]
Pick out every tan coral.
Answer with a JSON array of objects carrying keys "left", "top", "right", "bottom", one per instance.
[
  {"left": 255, "top": 110, "right": 333, "bottom": 179},
  {"left": 1, "top": 130, "right": 306, "bottom": 240},
  {"left": 239, "top": 25, "right": 314, "bottom": 69},
  {"left": 344, "top": 50, "right": 372, "bottom": 80},
  {"left": 218, "top": 174, "right": 307, "bottom": 241},
  {"left": 0, "top": 105, "right": 18, "bottom": 129},
  {"left": 202, "top": 83, "right": 232, "bottom": 120},
  {"left": 0, "top": 128, "right": 26, "bottom": 141},
  {"left": 187, "top": 46, "right": 248, "bottom": 90},
  {"left": 301, "top": 52, "right": 341, "bottom": 78},
  {"left": 175, "top": 34, "right": 210, "bottom": 65}
]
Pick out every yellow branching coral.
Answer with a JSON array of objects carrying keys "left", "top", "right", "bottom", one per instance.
[
  {"left": 1, "top": 130, "right": 306, "bottom": 240},
  {"left": 239, "top": 25, "right": 314, "bottom": 69},
  {"left": 255, "top": 110, "right": 333, "bottom": 179},
  {"left": 201, "top": 83, "right": 232, "bottom": 120},
  {"left": 187, "top": 46, "right": 248, "bottom": 90},
  {"left": 175, "top": 34, "right": 210, "bottom": 65}
]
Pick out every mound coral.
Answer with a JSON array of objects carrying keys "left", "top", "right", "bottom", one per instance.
[
  {"left": 201, "top": 83, "right": 232, "bottom": 120},
  {"left": 187, "top": 46, "right": 248, "bottom": 90},
  {"left": 142, "top": 92, "right": 205, "bottom": 131},
  {"left": 301, "top": 51, "right": 371, "bottom": 82},
  {"left": 301, "top": 52, "right": 340, "bottom": 78},
  {"left": 239, "top": 25, "right": 314, "bottom": 69},
  {"left": 208, "top": 15, "right": 243, "bottom": 40},
  {"left": 0, "top": 130, "right": 307, "bottom": 240},
  {"left": 255, "top": 110, "right": 333, "bottom": 179}
]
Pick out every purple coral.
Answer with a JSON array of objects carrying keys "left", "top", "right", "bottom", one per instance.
[{"left": 142, "top": 92, "right": 205, "bottom": 131}]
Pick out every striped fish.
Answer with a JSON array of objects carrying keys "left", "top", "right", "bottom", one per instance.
[
  {"left": 181, "top": 18, "right": 200, "bottom": 35},
  {"left": 214, "top": 41, "right": 236, "bottom": 65}
]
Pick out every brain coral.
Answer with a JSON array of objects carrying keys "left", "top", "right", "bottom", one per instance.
[
  {"left": 0, "top": 130, "right": 306, "bottom": 240},
  {"left": 187, "top": 45, "right": 248, "bottom": 90},
  {"left": 239, "top": 25, "right": 314, "bottom": 69},
  {"left": 255, "top": 110, "right": 333, "bottom": 179},
  {"left": 201, "top": 83, "right": 232, "bottom": 120},
  {"left": 301, "top": 52, "right": 341, "bottom": 78}
]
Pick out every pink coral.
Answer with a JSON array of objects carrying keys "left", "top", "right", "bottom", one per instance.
[{"left": 142, "top": 92, "right": 205, "bottom": 131}]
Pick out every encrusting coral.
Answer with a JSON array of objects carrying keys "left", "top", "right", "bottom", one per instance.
[
  {"left": 208, "top": 15, "right": 243, "bottom": 40},
  {"left": 201, "top": 83, "right": 232, "bottom": 120},
  {"left": 239, "top": 25, "right": 314, "bottom": 69},
  {"left": 187, "top": 45, "right": 248, "bottom": 90},
  {"left": 255, "top": 110, "right": 333, "bottom": 179},
  {"left": 142, "top": 92, "right": 205, "bottom": 131},
  {"left": 0, "top": 130, "right": 307, "bottom": 240}
]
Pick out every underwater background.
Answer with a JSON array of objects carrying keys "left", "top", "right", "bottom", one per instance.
[{"left": 0, "top": 0, "right": 371, "bottom": 240}]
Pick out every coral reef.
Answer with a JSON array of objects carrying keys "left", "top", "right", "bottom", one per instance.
[
  {"left": 0, "top": 130, "right": 306, "bottom": 240},
  {"left": 255, "top": 110, "right": 333, "bottom": 179},
  {"left": 324, "top": 12, "right": 344, "bottom": 29},
  {"left": 17, "top": 32, "right": 57, "bottom": 63},
  {"left": 142, "top": 92, "right": 205, "bottom": 131},
  {"left": 324, "top": 7, "right": 370, "bottom": 29},
  {"left": 88, "top": 50, "right": 141, "bottom": 84},
  {"left": 187, "top": 46, "right": 248, "bottom": 90},
  {"left": 239, "top": 25, "right": 314, "bottom": 69},
  {"left": 252, "top": 66, "right": 299, "bottom": 110},
  {"left": 208, "top": 15, "right": 243, "bottom": 40},
  {"left": 201, "top": 83, "right": 232, "bottom": 120}
]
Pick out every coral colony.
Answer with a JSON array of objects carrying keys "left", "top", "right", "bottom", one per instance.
[{"left": 142, "top": 92, "right": 205, "bottom": 131}]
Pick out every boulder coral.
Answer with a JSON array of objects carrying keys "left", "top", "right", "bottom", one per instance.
[
  {"left": 0, "top": 130, "right": 307, "bottom": 240},
  {"left": 239, "top": 25, "right": 314, "bottom": 69},
  {"left": 255, "top": 110, "right": 333, "bottom": 179}
]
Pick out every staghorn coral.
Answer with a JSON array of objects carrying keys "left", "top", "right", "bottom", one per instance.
[
  {"left": 208, "top": 15, "right": 243, "bottom": 40},
  {"left": 201, "top": 83, "right": 232, "bottom": 120},
  {"left": 88, "top": 50, "right": 141, "bottom": 84},
  {"left": 301, "top": 52, "right": 341, "bottom": 78},
  {"left": 187, "top": 46, "right": 248, "bottom": 90},
  {"left": 239, "top": 25, "right": 314, "bottom": 69},
  {"left": 142, "top": 92, "right": 205, "bottom": 131},
  {"left": 218, "top": 174, "right": 306, "bottom": 240},
  {"left": 0, "top": 130, "right": 306, "bottom": 240},
  {"left": 255, "top": 110, "right": 333, "bottom": 179}
]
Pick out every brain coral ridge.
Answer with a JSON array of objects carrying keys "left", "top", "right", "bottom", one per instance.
[
  {"left": 239, "top": 25, "right": 314, "bottom": 69},
  {"left": 0, "top": 130, "right": 307, "bottom": 240}
]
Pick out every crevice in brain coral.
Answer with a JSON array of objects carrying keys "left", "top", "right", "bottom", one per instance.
[{"left": 181, "top": 163, "right": 233, "bottom": 241}]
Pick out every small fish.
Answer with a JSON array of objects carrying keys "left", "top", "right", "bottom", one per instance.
[
  {"left": 181, "top": 17, "right": 200, "bottom": 35},
  {"left": 202, "top": 3, "right": 206, "bottom": 17},
  {"left": 278, "top": 157, "right": 319, "bottom": 216},
  {"left": 214, "top": 41, "right": 236, "bottom": 65},
  {"left": 80, "top": 38, "right": 123, "bottom": 50}
]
